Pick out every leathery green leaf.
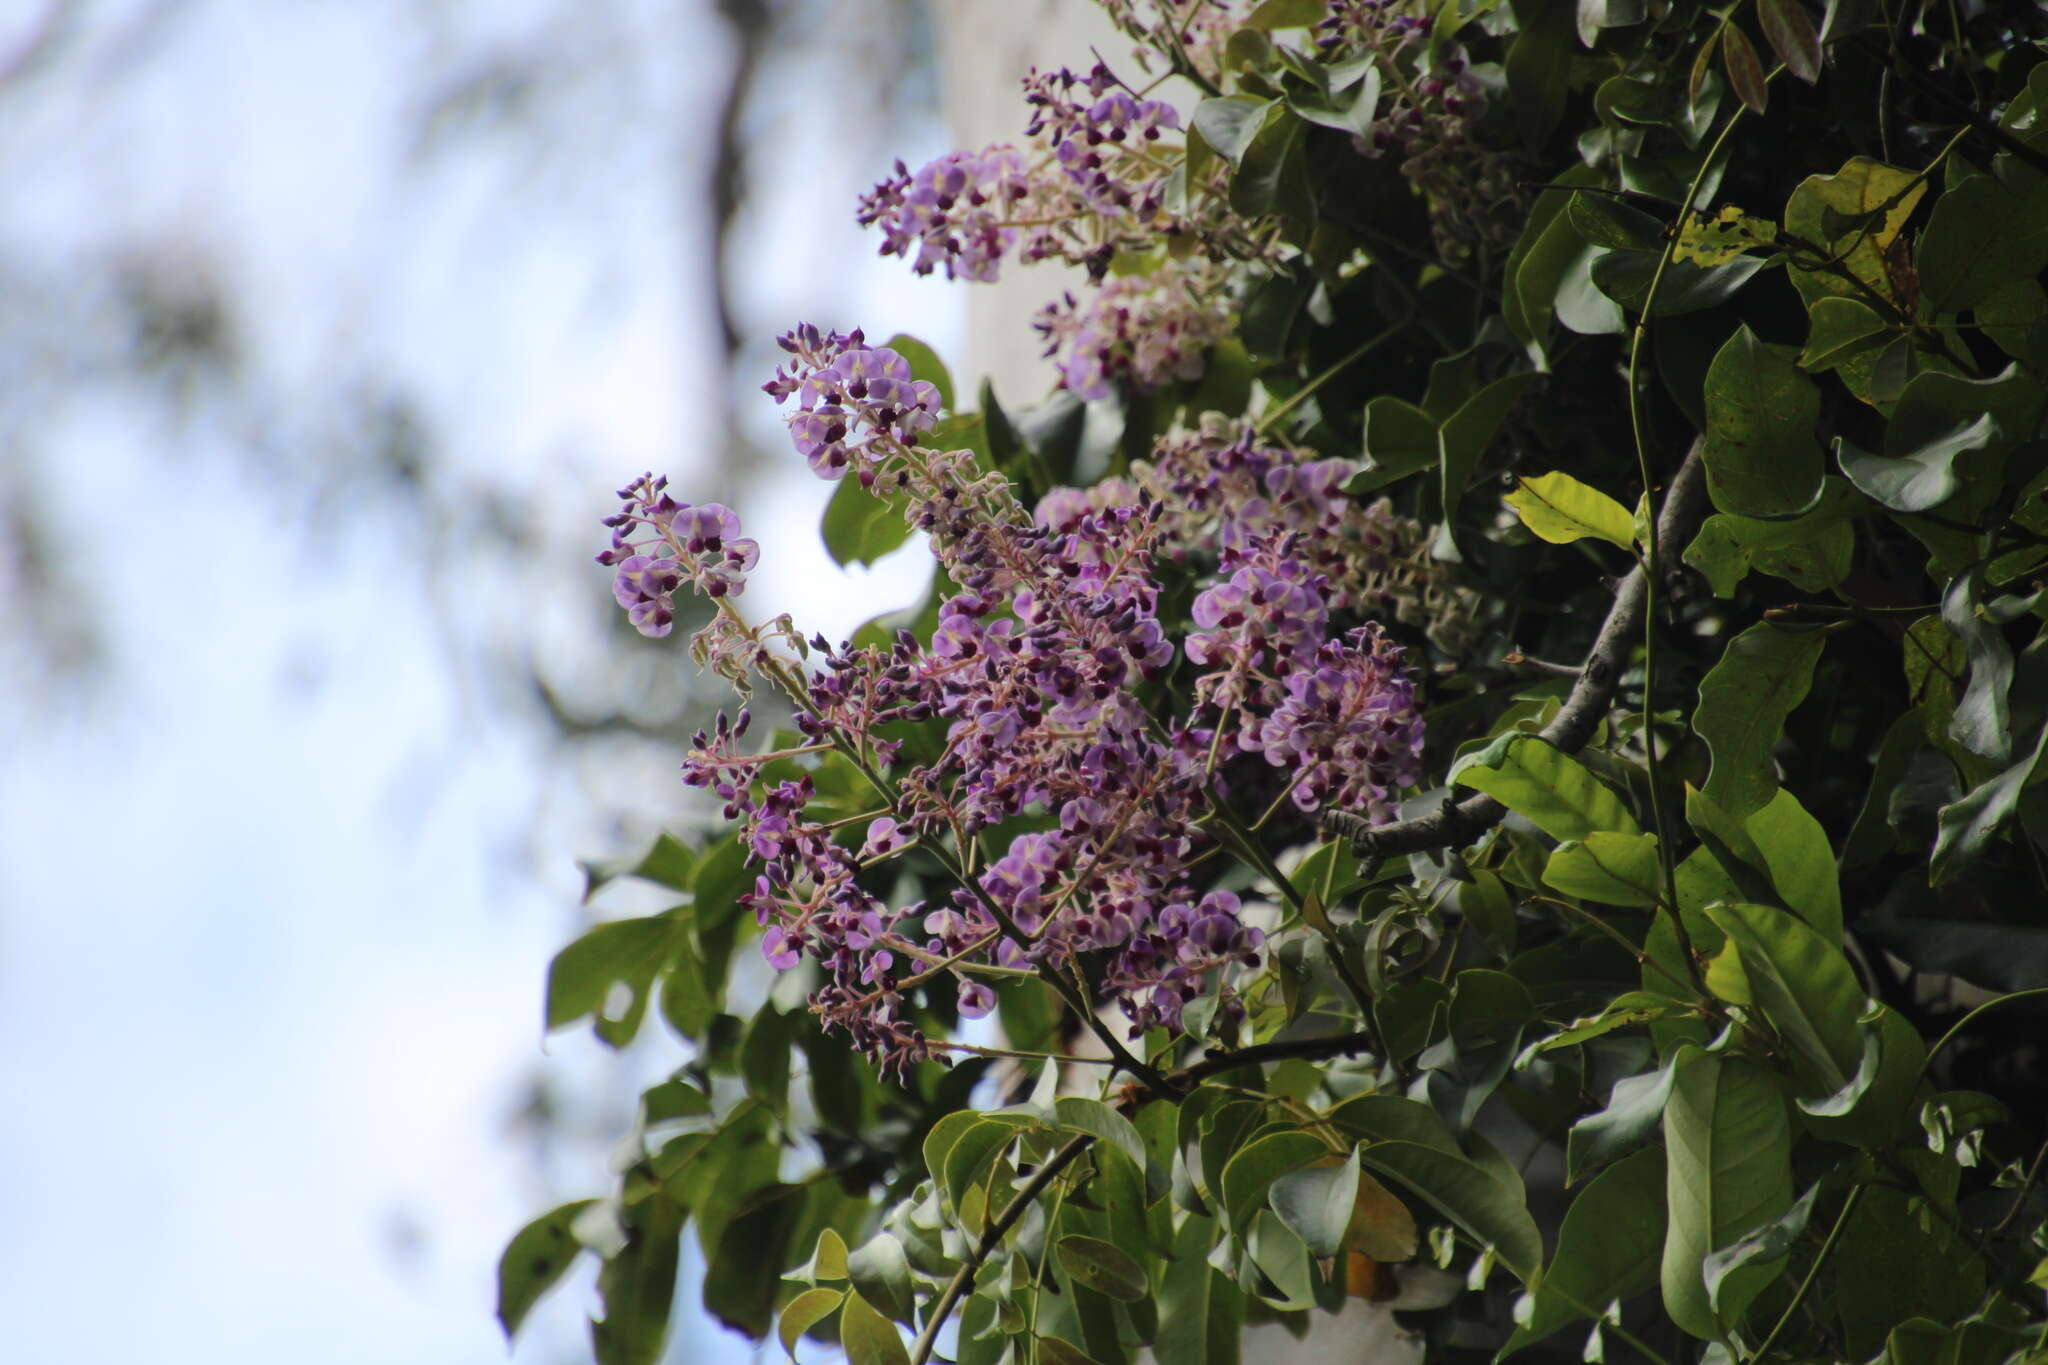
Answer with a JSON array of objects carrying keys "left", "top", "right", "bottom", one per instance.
[
  {"left": 1268, "top": 1151, "right": 1359, "bottom": 1257},
  {"left": 1933, "top": 721, "right": 2048, "bottom": 883},
  {"left": 1569, "top": 1062, "right": 1677, "bottom": 1184},
  {"left": 1659, "top": 1049, "right": 1793, "bottom": 1340},
  {"left": 837, "top": 1290, "right": 909, "bottom": 1365},
  {"left": 1743, "top": 788, "right": 1842, "bottom": 943},
  {"left": 1693, "top": 623, "right": 1827, "bottom": 818},
  {"left": 1506, "top": 472, "right": 1636, "bottom": 549},
  {"left": 1543, "top": 831, "right": 1664, "bottom": 907},
  {"left": 777, "top": 1287, "right": 844, "bottom": 1360},
  {"left": 1158, "top": 1212, "right": 1240, "bottom": 1365},
  {"left": 1359, "top": 1140, "right": 1542, "bottom": 1282},
  {"left": 1836, "top": 413, "right": 1998, "bottom": 514},
  {"left": 1702, "top": 324, "right": 1825, "bottom": 517},
  {"left": 1705, "top": 903, "right": 1865, "bottom": 1097},
  {"left": 1221, "top": 1130, "right": 1328, "bottom": 1233},
  {"left": 1452, "top": 733, "right": 1643, "bottom": 842},
  {"left": 1501, "top": 1147, "right": 1666, "bottom": 1355},
  {"left": 1056, "top": 1235, "right": 1150, "bottom": 1302}
]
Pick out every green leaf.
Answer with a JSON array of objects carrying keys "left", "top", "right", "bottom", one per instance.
[
  {"left": 1836, "top": 413, "right": 1998, "bottom": 514},
  {"left": 1220, "top": 1130, "right": 1328, "bottom": 1233},
  {"left": 881, "top": 333, "right": 954, "bottom": 412},
  {"left": 1702, "top": 324, "right": 1825, "bottom": 517},
  {"left": 1287, "top": 64, "right": 1380, "bottom": 137},
  {"left": 641, "top": 1078, "right": 711, "bottom": 1125},
  {"left": 1933, "top": 720, "right": 2048, "bottom": 883},
  {"left": 787, "top": 1227, "right": 850, "bottom": 1286},
  {"left": 1504, "top": 0, "right": 1574, "bottom": 148},
  {"left": 838, "top": 1290, "right": 910, "bottom": 1365},
  {"left": 1682, "top": 477, "right": 1860, "bottom": 597},
  {"left": 548, "top": 915, "right": 678, "bottom": 1048},
  {"left": 1440, "top": 373, "right": 1545, "bottom": 528},
  {"left": 1500, "top": 1148, "right": 1666, "bottom": 1355},
  {"left": 1701, "top": 1180, "right": 1816, "bottom": 1314},
  {"left": 592, "top": 1192, "right": 684, "bottom": 1365},
  {"left": 1975, "top": 276, "right": 2048, "bottom": 371},
  {"left": 1704, "top": 903, "right": 1865, "bottom": 1095},
  {"left": 1055, "top": 1235, "right": 1150, "bottom": 1302},
  {"left": 1035, "top": 1337, "right": 1108, "bottom": 1365},
  {"left": 1591, "top": 251, "right": 1768, "bottom": 316},
  {"left": 1157, "top": 1213, "right": 1240, "bottom": 1365},
  {"left": 846, "top": 1233, "right": 914, "bottom": 1324},
  {"left": 1693, "top": 623, "right": 1827, "bottom": 818},
  {"left": 739, "top": 1006, "right": 795, "bottom": 1110},
  {"left": 1567, "top": 192, "right": 1664, "bottom": 251},
  {"left": 937, "top": 1117, "right": 1034, "bottom": 1213},
  {"left": 1800, "top": 1004, "right": 1925, "bottom": 1147},
  {"left": 1506, "top": 472, "right": 1636, "bottom": 549},
  {"left": 1943, "top": 569, "right": 2018, "bottom": 764},
  {"left": 1268, "top": 1152, "right": 1359, "bottom": 1257},
  {"left": 1192, "top": 97, "right": 1275, "bottom": 166},
  {"left": 1659, "top": 1050, "right": 1793, "bottom": 1340},
  {"left": 821, "top": 475, "right": 912, "bottom": 568},
  {"left": 1359, "top": 1140, "right": 1543, "bottom": 1282},
  {"left": 1836, "top": 1188, "right": 1988, "bottom": 1358},
  {"left": 705, "top": 1183, "right": 811, "bottom": 1338},
  {"left": 1743, "top": 788, "right": 1843, "bottom": 944},
  {"left": 1543, "top": 831, "right": 1664, "bottom": 906},
  {"left": 1353, "top": 395, "right": 1439, "bottom": 490},
  {"left": 1054, "top": 1098, "right": 1150, "bottom": 1178},
  {"left": 1228, "top": 104, "right": 1308, "bottom": 222},
  {"left": 1800, "top": 296, "right": 1892, "bottom": 371},
  {"left": 1324, "top": 1093, "right": 1462, "bottom": 1154},
  {"left": 1452, "top": 734, "right": 1644, "bottom": 842},
  {"left": 1916, "top": 170, "right": 2048, "bottom": 315},
  {"left": 1568, "top": 1062, "right": 1676, "bottom": 1183},
  {"left": 777, "top": 1287, "right": 844, "bottom": 1360},
  {"left": 499, "top": 1199, "right": 596, "bottom": 1339}
]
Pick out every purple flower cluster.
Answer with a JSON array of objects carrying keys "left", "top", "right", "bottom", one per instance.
[
  {"left": 1038, "top": 418, "right": 1428, "bottom": 616},
  {"left": 596, "top": 474, "right": 760, "bottom": 637},
  {"left": 602, "top": 327, "right": 1430, "bottom": 1074},
  {"left": 1312, "top": 2, "right": 1520, "bottom": 261},
  {"left": 853, "top": 147, "right": 1030, "bottom": 284},
  {"left": 856, "top": 62, "right": 1180, "bottom": 285},
  {"left": 1033, "top": 260, "right": 1230, "bottom": 400},
  {"left": 762, "top": 325, "right": 944, "bottom": 483},
  {"left": 1257, "top": 626, "right": 1425, "bottom": 820},
  {"left": 678, "top": 716, "right": 936, "bottom": 1077}
]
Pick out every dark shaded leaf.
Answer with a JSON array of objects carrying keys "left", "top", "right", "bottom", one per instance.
[
  {"left": 1720, "top": 24, "right": 1768, "bottom": 113},
  {"left": 1692, "top": 622, "right": 1827, "bottom": 818},
  {"left": 1756, "top": 0, "right": 1821, "bottom": 84},
  {"left": 1501, "top": 1148, "right": 1665, "bottom": 1355}
]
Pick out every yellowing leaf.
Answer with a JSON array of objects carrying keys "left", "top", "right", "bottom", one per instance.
[
  {"left": 1345, "top": 1168, "right": 1420, "bottom": 1263},
  {"left": 1675, "top": 205, "right": 1779, "bottom": 266},
  {"left": 1506, "top": 472, "right": 1636, "bottom": 549}
]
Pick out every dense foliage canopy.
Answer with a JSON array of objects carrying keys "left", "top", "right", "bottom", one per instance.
[{"left": 504, "top": 3, "right": 2048, "bottom": 1362}]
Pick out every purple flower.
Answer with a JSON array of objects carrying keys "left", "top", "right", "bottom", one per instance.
[{"left": 598, "top": 478, "right": 762, "bottom": 636}]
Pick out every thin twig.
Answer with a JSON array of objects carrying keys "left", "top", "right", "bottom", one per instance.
[
  {"left": 1320, "top": 442, "right": 1710, "bottom": 865},
  {"left": 908, "top": 1134, "right": 1094, "bottom": 1365}
]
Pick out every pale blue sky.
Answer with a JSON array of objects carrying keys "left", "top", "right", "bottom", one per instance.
[{"left": 0, "top": 1, "right": 958, "bottom": 1360}]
